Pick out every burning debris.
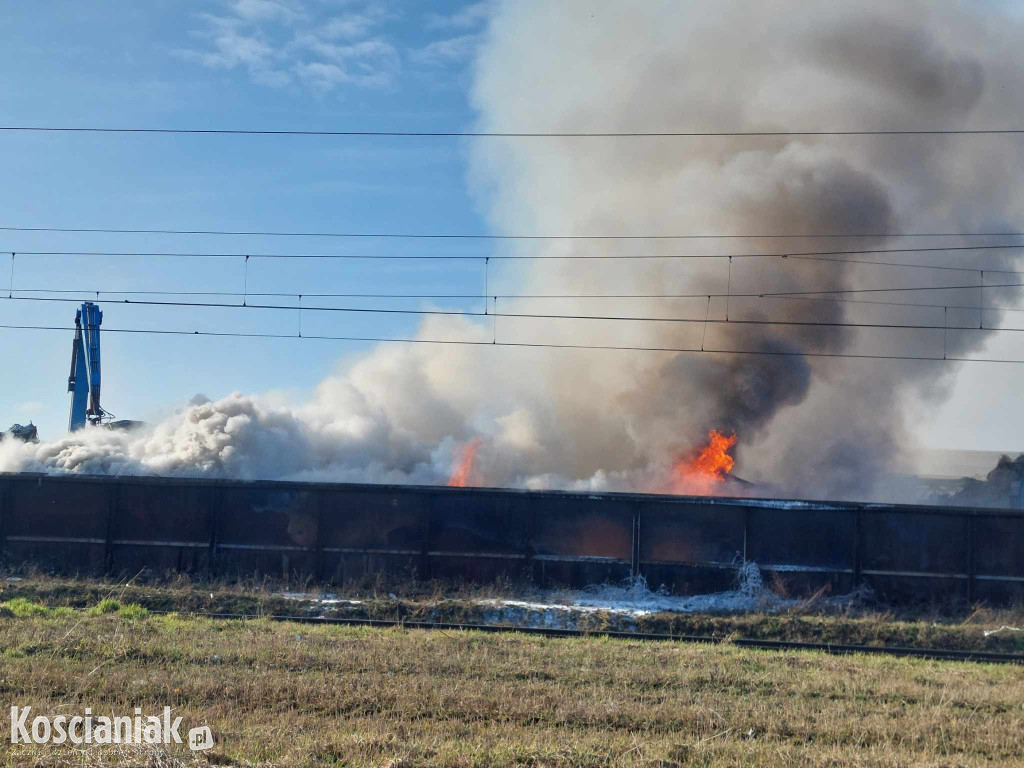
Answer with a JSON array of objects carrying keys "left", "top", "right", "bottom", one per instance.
[
  {"left": 672, "top": 429, "right": 737, "bottom": 495},
  {"left": 448, "top": 438, "right": 483, "bottom": 487}
]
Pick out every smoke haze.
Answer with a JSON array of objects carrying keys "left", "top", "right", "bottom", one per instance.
[{"left": 4, "top": 0, "right": 1024, "bottom": 501}]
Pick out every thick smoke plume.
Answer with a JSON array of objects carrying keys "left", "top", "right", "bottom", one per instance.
[{"left": 4, "top": 0, "right": 1024, "bottom": 500}]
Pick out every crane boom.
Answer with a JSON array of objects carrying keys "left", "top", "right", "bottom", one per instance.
[{"left": 68, "top": 302, "right": 106, "bottom": 431}]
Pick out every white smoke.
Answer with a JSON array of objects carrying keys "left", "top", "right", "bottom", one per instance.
[{"left": 5, "top": 1, "right": 1024, "bottom": 499}]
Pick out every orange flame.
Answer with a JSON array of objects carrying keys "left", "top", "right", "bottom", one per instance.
[
  {"left": 448, "top": 438, "right": 482, "bottom": 487},
  {"left": 672, "top": 429, "right": 737, "bottom": 495}
]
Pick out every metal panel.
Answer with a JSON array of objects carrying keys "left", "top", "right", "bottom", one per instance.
[
  {"left": 108, "top": 481, "right": 215, "bottom": 574},
  {"left": 974, "top": 578, "right": 1024, "bottom": 604},
  {"left": 639, "top": 500, "right": 745, "bottom": 566},
  {"left": 215, "top": 486, "right": 319, "bottom": 577},
  {"left": 974, "top": 515, "right": 1024, "bottom": 578},
  {"left": 635, "top": 500, "right": 745, "bottom": 594},
  {"left": 535, "top": 558, "right": 632, "bottom": 589},
  {"left": 863, "top": 574, "right": 967, "bottom": 603},
  {"left": 428, "top": 491, "right": 533, "bottom": 582},
  {"left": 320, "top": 488, "right": 428, "bottom": 551},
  {"left": 112, "top": 481, "right": 215, "bottom": 541},
  {"left": 429, "top": 491, "right": 532, "bottom": 555},
  {"left": 317, "top": 488, "right": 428, "bottom": 583},
  {"left": 530, "top": 495, "right": 634, "bottom": 588},
  {"left": 532, "top": 496, "right": 633, "bottom": 560},
  {"left": 641, "top": 562, "right": 737, "bottom": 595},
  {"left": 319, "top": 551, "right": 422, "bottom": 585},
  {"left": 0, "top": 475, "right": 10, "bottom": 554},
  {"left": 859, "top": 508, "right": 972, "bottom": 602},
  {"left": 7, "top": 476, "right": 109, "bottom": 539},
  {"left": 861, "top": 509, "right": 969, "bottom": 575},
  {"left": 0, "top": 472, "right": 1021, "bottom": 602},
  {"left": 3, "top": 477, "right": 108, "bottom": 572},
  {"left": 747, "top": 506, "right": 856, "bottom": 570}
]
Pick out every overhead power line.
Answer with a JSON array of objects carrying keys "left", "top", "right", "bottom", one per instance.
[
  {"left": 3, "top": 126, "right": 1024, "bottom": 138},
  {"left": 3, "top": 293, "right": 1022, "bottom": 333},
  {"left": 9, "top": 286, "right": 1024, "bottom": 315},
  {"left": 788, "top": 254, "right": 1022, "bottom": 275},
  {"left": 3, "top": 243, "right": 1024, "bottom": 263},
  {"left": 3, "top": 225, "right": 1024, "bottom": 240},
  {"left": 6, "top": 279, "right": 1023, "bottom": 306},
  {"left": 0, "top": 322, "right": 1021, "bottom": 366}
]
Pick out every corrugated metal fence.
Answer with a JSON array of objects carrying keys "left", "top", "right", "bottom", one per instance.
[{"left": 1, "top": 473, "right": 1022, "bottom": 602}]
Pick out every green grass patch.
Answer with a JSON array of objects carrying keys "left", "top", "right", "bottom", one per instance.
[
  {"left": 0, "top": 597, "right": 51, "bottom": 617},
  {"left": 88, "top": 597, "right": 121, "bottom": 615},
  {"left": 119, "top": 602, "right": 150, "bottom": 620}
]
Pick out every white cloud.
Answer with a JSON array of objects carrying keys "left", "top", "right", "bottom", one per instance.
[
  {"left": 299, "top": 34, "right": 395, "bottom": 62},
  {"left": 414, "top": 3, "right": 488, "bottom": 71},
  {"left": 232, "top": 0, "right": 303, "bottom": 23},
  {"left": 177, "top": 1, "right": 400, "bottom": 92},
  {"left": 317, "top": 4, "right": 397, "bottom": 40},
  {"left": 410, "top": 34, "right": 479, "bottom": 66},
  {"left": 293, "top": 38, "right": 399, "bottom": 88},
  {"left": 175, "top": 20, "right": 290, "bottom": 85},
  {"left": 425, "top": 2, "right": 490, "bottom": 30},
  {"left": 292, "top": 61, "right": 350, "bottom": 89},
  {"left": 212, "top": 34, "right": 275, "bottom": 67},
  {"left": 252, "top": 68, "right": 293, "bottom": 87},
  {"left": 193, "top": 11, "right": 244, "bottom": 34},
  {"left": 320, "top": 14, "right": 377, "bottom": 39}
]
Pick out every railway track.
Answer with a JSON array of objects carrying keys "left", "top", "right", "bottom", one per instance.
[{"left": 172, "top": 611, "right": 1024, "bottom": 665}]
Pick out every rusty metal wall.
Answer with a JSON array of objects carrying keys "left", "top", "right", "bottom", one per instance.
[{"left": 1, "top": 472, "right": 1022, "bottom": 603}]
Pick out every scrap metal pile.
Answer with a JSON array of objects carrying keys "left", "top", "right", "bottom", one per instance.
[
  {"left": 0, "top": 423, "right": 38, "bottom": 443},
  {"left": 951, "top": 455, "right": 1024, "bottom": 509}
]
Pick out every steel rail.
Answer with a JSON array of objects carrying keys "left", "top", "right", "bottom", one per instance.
[{"left": 161, "top": 611, "right": 1024, "bottom": 665}]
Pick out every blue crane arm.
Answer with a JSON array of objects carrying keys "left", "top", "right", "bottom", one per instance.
[{"left": 67, "top": 302, "right": 104, "bottom": 431}]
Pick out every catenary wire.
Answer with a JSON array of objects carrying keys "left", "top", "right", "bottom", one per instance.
[
  {"left": 4, "top": 125, "right": 1024, "bottom": 137},
  {"left": 3, "top": 293, "right": 1022, "bottom": 333},
  {"left": 0, "top": 322, "right": 1021, "bottom": 365},
  {"left": 11, "top": 280, "right": 1021, "bottom": 301},
  {"left": 8, "top": 285, "right": 1024, "bottom": 315},
  {"left": 3, "top": 225, "right": 1024, "bottom": 240},
  {"left": 2, "top": 243, "right": 1024, "bottom": 262},
  {"left": 788, "top": 254, "right": 1023, "bottom": 274}
]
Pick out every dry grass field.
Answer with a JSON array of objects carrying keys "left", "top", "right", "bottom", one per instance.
[{"left": 0, "top": 594, "right": 1023, "bottom": 767}]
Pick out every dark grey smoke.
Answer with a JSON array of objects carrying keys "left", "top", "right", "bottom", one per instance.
[{"left": 468, "top": 0, "right": 1024, "bottom": 497}]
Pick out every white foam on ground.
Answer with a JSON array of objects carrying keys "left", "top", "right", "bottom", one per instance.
[
  {"left": 477, "top": 563, "right": 828, "bottom": 628},
  {"left": 568, "top": 562, "right": 787, "bottom": 616},
  {"left": 983, "top": 625, "right": 1023, "bottom": 637},
  {"left": 281, "top": 592, "right": 362, "bottom": 606},
  {"left": 277, "top": 563, "right": 870, "bottom": 632}
]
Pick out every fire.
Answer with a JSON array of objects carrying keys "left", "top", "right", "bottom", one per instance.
[
  {"left": 672, "top": 429, "right": 737, "bottom": 495},
  {"left": 448, "top": 438, "right": 482, "bottom": 487}
]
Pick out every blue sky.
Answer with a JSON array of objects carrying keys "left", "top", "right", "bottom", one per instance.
[{"left": 0, "top": 0, "right": 495, "bottom": 438}]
